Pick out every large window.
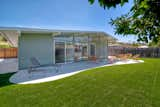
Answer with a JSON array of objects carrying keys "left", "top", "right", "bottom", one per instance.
[
  {"left": 90, "top": 44, "right": 96, "bottom": 56},
  {"left": 74, "top": 43, "right": 82, "bottom": 61},
  {"left": 81, "top": 44, "right": 88, "bottom": 59},
  {"left": 54, "top": 35, "right": 91, "bottom": 63},
  {"left": 55, "top": 42, "right": 65, "bottom": 63},
  {"left": 66, "top": 42, "right": 74, "bottom": 62},
  {"left": 74, "top": 43, "right": 88, "bottom": 60}
]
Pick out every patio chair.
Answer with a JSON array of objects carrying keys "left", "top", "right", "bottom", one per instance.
[
  {"left": 28, "top": 57, "right": 62, "bottom": 73},
  {"left": 132, "top": 54, "right": 140, "bottom": 60},
  {"left": 117, "top": 54, "right": 128, "bottom": 61},
  {"left": 88, "top": 56, "right": 98, "bottom": 63},
  {"left": 126, "top": 53, "right": 133, "bottom": 59},
  {"left": 108, "top": 56, "right": 117, "bottom": 64},
  {"left": 28, "top": 57, "right": 41, "bottom": 73}
]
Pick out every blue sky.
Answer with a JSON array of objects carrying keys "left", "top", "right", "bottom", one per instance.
[{"left": 0, "top": 0, "right": 137, "bottom": 43}]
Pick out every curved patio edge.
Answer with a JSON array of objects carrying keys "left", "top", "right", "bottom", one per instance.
[{"left": 9, "top": 59, "right": 144, "bottom": 84}]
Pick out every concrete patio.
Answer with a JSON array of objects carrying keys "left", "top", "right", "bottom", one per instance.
[
  {"left": 0, "top": 58, "right": 18, "bottom": 74},
  {"left": 10, "top": 59, "right": 144, "bottom": 84}
]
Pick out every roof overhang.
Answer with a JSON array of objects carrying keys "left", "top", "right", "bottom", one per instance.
[{"left": 0, "top": 27, "right": 117, "bottom": 42}]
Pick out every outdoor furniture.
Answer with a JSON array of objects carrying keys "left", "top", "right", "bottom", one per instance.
[
  {"left": 108, "top": 56, "right": 117, "bottom": 63},
  {"left": 116, "top": 54, "right": 124, "bottom": 60},
  {"left": 126, "top": 53, "right": 133, "bottom": 59},
  {"left": 88, "top": 56, "right": 98, "bottom": 63},
  {"left": 28, "top": 57, "right": 62, "bottom": 73},
  {"left": 116, "top": 54, "right": 129, "bottom": 60},
  {"left": 132, "top": 54, "right": 140, "bottom": 60},
  {"left": 28, "top": 57, "right": 41, "bottom": 73}
]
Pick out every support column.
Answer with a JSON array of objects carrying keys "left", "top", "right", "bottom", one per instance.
[
  {"left": 73, "top": 33, "right": 75, "bottom": 62},
  {"left": 106, "top": 39, "right": 109, "bottom": 62},
  {"left": 98, "top": 33, "right": 101, "bottom": 59},
  {"left": 64, "top": 41, "right": 66, "bottom": 64},
  {"left": 88, "top": 35, "right": 90, "bottom": 58},
  {"left": 53, "top": 39, "right": 55, "bottom": 64}
]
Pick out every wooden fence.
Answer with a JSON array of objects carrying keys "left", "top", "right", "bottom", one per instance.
[
  {"left": 108, "top": 46, "right": 160, "bottom": 57},
  {"left": 0, "top": 48, "right": 18, "bottom": 58}
]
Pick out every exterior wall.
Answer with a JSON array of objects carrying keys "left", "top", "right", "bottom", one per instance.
[
  {"left": 18, "top": 32, "right": 108, "bottom": 69},
  {"left": 18, "top": 33, "right": 53, "bottom": 69}
]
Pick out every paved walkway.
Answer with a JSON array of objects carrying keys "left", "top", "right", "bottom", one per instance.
[
  {"left": 10, "top": 59, "right": 144, "bottom": 84},
  {"left": 0, "top": 58, "right": 18, "bottom": 74}
]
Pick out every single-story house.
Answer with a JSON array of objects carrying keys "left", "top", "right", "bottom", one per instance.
[{"left": 0, "top": 27, "right": 116, "bottom": 70}]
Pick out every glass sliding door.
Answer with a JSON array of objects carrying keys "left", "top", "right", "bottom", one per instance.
[
  {"left": 90, "top": 44, "right": 96, "bottom": 56},
  {"left": 66, "top": 42, "right": 74, "bottom": 62},
  {"left": 74, "top": 43, "right": 88, "bottom": 61},
  {"left": 55, "top": 42, "right": 65, "bottom": 63},
  {"left": 54, "top": 35, "right": 90, "bottom": 63},
  {"left": 74, "top": 43, "right": 82, "bottom": 61},
  {"left": 81, "top": 43, "right": 88, "bottom": 60}
]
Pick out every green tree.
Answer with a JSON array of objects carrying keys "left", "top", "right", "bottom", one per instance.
[
  {"left": 88, "top": 0, "right": 128, "bottom": 9},
  {"left": 89, "top": 0, "right": 160, "bottom": 44}
]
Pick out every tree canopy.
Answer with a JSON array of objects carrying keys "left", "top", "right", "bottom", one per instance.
[
  {"left": 89, "top": 0, "right": 160, "bottom": 44},
  {"left": 89, "top": 0, "right": 128, "bottom": 9}
]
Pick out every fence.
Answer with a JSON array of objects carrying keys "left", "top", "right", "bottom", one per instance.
[
  {"left": 108, "top": 46, "right": 160, "bottom": 57},
  {"left": 0, "top": 48, "right": 18, "bottom": 58}
]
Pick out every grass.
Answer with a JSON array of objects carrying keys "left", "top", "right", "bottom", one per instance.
[
  {"left": 0, "top": 42, "right": 11, "bottom": 48},
  {"left": 0, "top": 36, "right": 11, "bottom": 48},
  {"left": 0, "top": 58, "right": 160, "bottom": 107}
]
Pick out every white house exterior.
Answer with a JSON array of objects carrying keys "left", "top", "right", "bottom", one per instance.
[{"left": 0, "top": 27, "right": 116, "bottom": 69}]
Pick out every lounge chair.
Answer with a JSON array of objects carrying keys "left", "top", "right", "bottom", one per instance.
[
  {"left": 132, "top": 54, "right": 140, "bottom": 60},
  {"left": 28, "top": 57, "right": 61, "bottom": 73},
  {"left": 126, "top": 53, "right": 133, "bottom": 59},
  {"left": 28, "top": 57, "right": 41, "bottom": 73}
]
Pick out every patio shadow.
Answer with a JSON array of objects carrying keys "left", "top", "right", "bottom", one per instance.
[
  {"left": 10, "top": 60, "right": 143, "bottom": 84},
  {"left": 10, "top": 61, "right": 108, "bottom": 84},
  {"left": 0, "top": 73, "right": 15, "bottom": 88}
]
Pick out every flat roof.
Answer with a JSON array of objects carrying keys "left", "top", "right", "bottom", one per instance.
[
  {"left": 0, "top": 26, "right": 117, "bottom": 41},
  {"left": 0, "top": 26, "right": 105, "bottom": 33}
]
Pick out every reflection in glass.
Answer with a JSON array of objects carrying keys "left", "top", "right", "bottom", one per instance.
[
  {"left": 66, "top": 42, "right": 74, "bottom": 62},
  {"left": 82, "top": 44, "right": 88, "bottom": 59},
  {"left": 90, "top": 44, "right": 96, "bottom": 56},
  {"left": 74, "top": 43, "right": 82, "bottom": 61},
  {"left": 55, "top": 42, "right": 65, "bottom": 63}
]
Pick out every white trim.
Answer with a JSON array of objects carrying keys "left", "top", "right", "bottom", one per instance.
[
  {"left": 53, "top": 39, "right": 55, "bottom": 64},
  {"left": 64, "top": 41, "right": 67, "bottom": 64}
]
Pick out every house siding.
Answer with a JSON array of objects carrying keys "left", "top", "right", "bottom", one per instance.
[{"left": 18, "top": 33, "right": 53, "bottom": 69}]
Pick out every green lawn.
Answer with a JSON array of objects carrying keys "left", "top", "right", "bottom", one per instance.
[{"left": 0, "top": 58, "right": 160, "bottom": 107}]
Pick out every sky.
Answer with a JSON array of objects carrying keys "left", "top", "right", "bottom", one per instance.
[{"left": 0, "top": 0, "right": 137, "bottom": 43}]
